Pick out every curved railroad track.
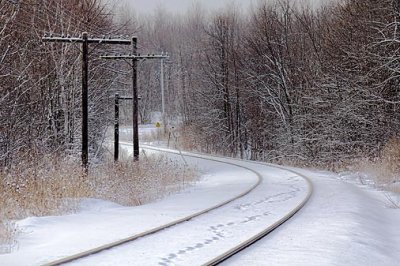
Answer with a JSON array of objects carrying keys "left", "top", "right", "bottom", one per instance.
[
  {"left": 43, "top": 145, "right": 312, "bottom": 266},
  {"left": 143, "top": 145, "right": 313, "bottom": 265}
]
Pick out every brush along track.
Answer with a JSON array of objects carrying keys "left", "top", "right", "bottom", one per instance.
[
  {"left": 44, "top": 146, "right": 312, "bottom": 266},
  {"left": 43, "top": 147, "right": 262, "bottom": 266}
]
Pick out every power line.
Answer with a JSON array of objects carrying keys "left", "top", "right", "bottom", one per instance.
[
  {"left": 101, "top": 52, "right": 169, "bottom": 160},
  {"left": 42, "top": 32, "right": 132, "bottom": 171}
]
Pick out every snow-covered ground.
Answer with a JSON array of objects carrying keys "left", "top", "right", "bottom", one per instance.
[
  {"left": 0, "top": 150, "right": 258, "bottom": 265},
  {"left": 1, "top": 125, "right": 399, "bottom": 265},
  {"left": 65, "top": 147, "right": 311, "bottom": 265},
  {"left": 225, "top": 167, "right": 400, "bottom": 265}
]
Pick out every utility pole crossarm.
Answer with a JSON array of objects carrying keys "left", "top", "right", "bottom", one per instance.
[
  {"left": 118, "top": 96, "right": 142, "bottom": 100},
  {"left": 100, "top": 54, "right": 169, "bottom": 60},
  {"left": 118, "top": 96, "right": 133, "bottom": 100},
  {"left": 42, "top": 36, "right": 83, "bottom": 43},
  {"left": 42, "top": 35, "right": 133, "bottom": 45}
]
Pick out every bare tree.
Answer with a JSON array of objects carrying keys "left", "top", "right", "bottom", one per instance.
[{"left": 0, "top": 0, "right": 119, "bottom": 167}]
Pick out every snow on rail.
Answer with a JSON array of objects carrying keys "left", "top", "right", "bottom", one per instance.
[
  {"left": 63, "top": 146, "right": 312, "bottom": 265},
  {"left": 1, "top": 146, "right": 260, "bottom": 266}
]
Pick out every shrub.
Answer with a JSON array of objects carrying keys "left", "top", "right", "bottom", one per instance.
[{"left": 0, "top": 153, "right": 198, "bottom": 252}]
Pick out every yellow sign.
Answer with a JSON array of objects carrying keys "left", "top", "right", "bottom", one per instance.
[{"left": 155, "top": 122, "right": 161, "bottom": 128}]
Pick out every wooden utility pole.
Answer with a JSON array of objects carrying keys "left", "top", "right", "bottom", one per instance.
[
  {"left": 42, "top": 32, "right": 132, "bottom": 170},
  {"left": 82, "top": 33, "right": 89, "bottom": 167},
  {"left": 114, "top": 93, "right": 119, "bottom": 162},
  {"left": 101, "top": 47, "right": 169, "bottom": 161},
  {"left": 132, "top": 38, "right": 139, "bottom": 160},
  {"left": 160, "top": 58, "right": 166, "bottom": 133}
]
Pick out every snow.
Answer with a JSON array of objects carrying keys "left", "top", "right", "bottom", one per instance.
[
  {"left": 225, "top": 168, "right": 400, "bottom": 265},
  {"left": 66, "top": 155, "right": 310, "bottom": 265},
  {"left": 0, "top": 147, "right": 258, "bottom": 266},
  {"left": 1, "top": 129, "right": 399, "bottom": 265}
]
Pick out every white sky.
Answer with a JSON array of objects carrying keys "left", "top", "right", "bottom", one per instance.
[
  {"left": 122, "top": 0, "right": 254, "bottom": 14},
  {"left": 118, "top": 0, "right": 331, "bottom": 16}
]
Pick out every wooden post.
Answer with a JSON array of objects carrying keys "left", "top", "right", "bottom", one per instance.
[
  {"left": 161, "top": 58, "right": 166, "bottom": 133},
  {"left": 114, "top": 93, "right": 119, "bottom": 162},
  {"left": 82, "top": 32, "right": 89, "bottom": 171},
  {"left": 132, "top": 37, "right": 139, "bottom": 161}
]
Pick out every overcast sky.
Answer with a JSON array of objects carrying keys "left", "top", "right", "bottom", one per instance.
[
  {"left": 121, "top": 0, "right": 253, "bottom": 15},
  {"left": 117, "top": 0, "right": 331, "bottom": 16}
]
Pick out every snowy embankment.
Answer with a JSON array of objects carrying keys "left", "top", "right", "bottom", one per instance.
[
  {"left": 41, "top": 146, "right": 399, "bottom": 266},
  {"left": 0, "top": 147, "right": 258, "bottom": 265},
  {"left": 1, "top": 135, "right": 399, "bottom": 265},
  {"left": 64, "top": 146, "right": 310, "bottom": 266},
  {"left": 225, "top": 167, "right": 400, "bottom": 265}
]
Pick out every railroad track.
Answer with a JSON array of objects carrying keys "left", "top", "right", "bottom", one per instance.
[
  {"left": 143, "top": 145, "right": 313, "bottom": 265},
  {"left": 43, "top": 145, "right": 312, "bottom": 266}
]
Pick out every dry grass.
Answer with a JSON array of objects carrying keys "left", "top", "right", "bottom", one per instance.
[
  {"left": 140, "top": 128, "right": 165, "bottom": 143},
  {"left": 0, "top": 221, "right": 17, "bottom": 253},
  {"left": 0, "top": 156, "right": 90, "bottom": 252},
  {"left": 0, "top": 153, "right": 198, "bottom": 252},
  {"left": 380, "top": 137, "right": 400, "bottom": 178},
  {"left": 355, "top": 137, "right": 400, "bottom": 188},
  {"left": 91, "top": 155, "right": 197, "bottom": 206},
  {"left": 347, "top": 137, "right": 400, "bottom": 208},
  {"left": 178, "top": 125, "right": 400, "bottom": 197},
  {"left": 1, "top": 156, "right": 88, "bottom": 219}
]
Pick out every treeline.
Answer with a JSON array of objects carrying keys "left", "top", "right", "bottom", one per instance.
[
  {"left": 133, "top": 0, "right": 400, "bottom": 165},
  {"left": 0, "top": 0, "right": 125, "bottom": 167},
  {"left": 1, "top": 0, "right": 400, "bottom": 168}
]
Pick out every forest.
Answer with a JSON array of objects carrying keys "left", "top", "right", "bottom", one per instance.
[{"left": 1, "top": 0, "right": 400, "bottom": 169}]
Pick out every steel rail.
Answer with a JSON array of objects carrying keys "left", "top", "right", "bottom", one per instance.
[
  {"left": 140, "top": 145, "right": 313, "bottom": 265},
  {"left": 202, "top": 163, "right": 313, "bottom": 265},
  {"left": 43, "top": 145, "right": 313, "bottom": 265},
  {"left": 42, "top": 146, "right": 263, "bottom": 266}
]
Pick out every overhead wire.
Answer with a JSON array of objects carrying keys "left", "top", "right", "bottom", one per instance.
[
  {"left": 3, "top": 0, "right": 164, "bottom": 56},
  {"left": 2, "top": 0, "right": 157, "bottom": 85}
]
